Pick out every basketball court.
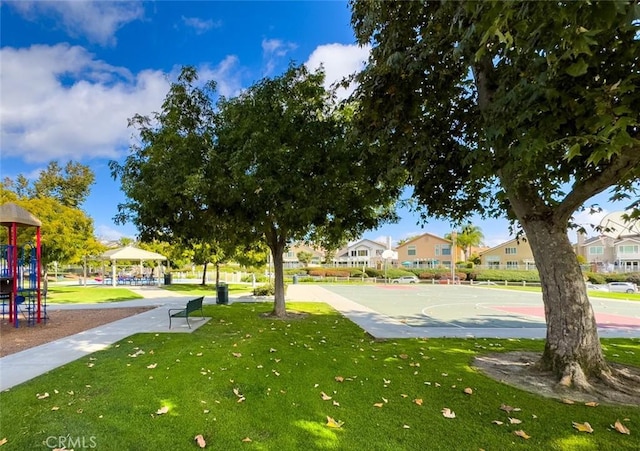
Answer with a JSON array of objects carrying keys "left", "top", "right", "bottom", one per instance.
[{"left": 321, "top": 284, "right": 640, "bottom": 337}]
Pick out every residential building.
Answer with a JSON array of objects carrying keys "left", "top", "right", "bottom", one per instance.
[
  {"left": 394, "top": 232, "right": 463, "bottom": 269},
  {"left": 282, "top": 244, "right": 324, "bottom": 269},
  {"left": 333, "top": 239, "right": 388, "bottom": 268},
  {"left": 478, "top": 238, "right": 536, "bottom": 270},
  {"left": 575, "top": 211, "right": 640, "bottom": 273}
]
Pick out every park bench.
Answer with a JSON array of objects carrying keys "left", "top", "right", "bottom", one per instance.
[{"left": 168, "top": 296, "right": 205, "bottom": 329}]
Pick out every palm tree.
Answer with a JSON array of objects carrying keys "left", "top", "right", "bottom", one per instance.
[{"left": 446, "top": 224, "right": 484, "bottom": 261}]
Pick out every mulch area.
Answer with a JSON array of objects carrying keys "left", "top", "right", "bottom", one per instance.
[{"left": 0, "top": 307, "right": 153, "bottom": 357}]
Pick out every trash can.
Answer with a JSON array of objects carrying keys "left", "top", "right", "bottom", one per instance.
[
  {"left": 292, "top": 274, "right": 298, "bottom": 285},
  {"left": 216, "top": 283, "right": 229, "bottom": 305},
  {"left": 164, "top": 273, "right": 172, "bottom": 285}
]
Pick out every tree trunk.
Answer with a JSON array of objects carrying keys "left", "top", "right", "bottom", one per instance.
[
  {"left": 269, "top": 238, "right": 287, "bottom": 317},
  {"left": 201, "top": 262, "right": 208, "bottom": 285},
  {"left": 215, "top": 262, "right": 220, "bottom": 288},
  {"left": 522, "top": 218, "right": 608, "bottom": 387}
]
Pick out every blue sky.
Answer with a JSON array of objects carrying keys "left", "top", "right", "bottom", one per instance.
[{"left": 0, "top": 1, "right": 631, "bottom": 248}]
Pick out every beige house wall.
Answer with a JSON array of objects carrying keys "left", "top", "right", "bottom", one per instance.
[
  {"left": 479, "top": 238, "right": 536, "bottom": 270},
  {"left": 394, "top": 233, "right": 462, "bottom": 269},
  {"left": 283, "top": 244, "right": 324, "bottom": 268}
]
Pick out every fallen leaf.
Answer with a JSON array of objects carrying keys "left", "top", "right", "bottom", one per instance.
[
  {"left": 335, "top": 376, "right": 344, "bottom": 382},
  {"left": 321, "top": 392, "right": 332, "bottom": 401},
  {"left": 233, "top": 388, "right": 244, "bottom": 398},
  {"left": 242, "top": 437, "right": 252, "bottom": 442},
  {"left": 499, "top": 404, "right": 518, "bottom": 413},
  {"left": 156, "top": 406, "right": 169, "bottom": 415},
  {"left": 383, "top": 378, "right": 390, "bottom": 384},
  {"left": 382, "top": 397, "right": 388, "bottom": 403},
  {"left": 572, "top": 421, "right": 593, "bottom": 433},
  {"left": 402, "top": 425, "right": 410, "bottom": 429},
  {"left": 326, "top": 416, "right": 344, "bottom": 428},
  {"left": 194, "top": 434, "right": 206, "bottom": 448},
  {"left": 400, "top": 394, "right": 408, "bottom": 398},
  {"left": 0, "top": 438, "right": 6, "bottom": 446},
  {"left": 36, "top": 392, "right": 50, "bottom": 399},
  {"left": 509, "top": 417, "right": 522, "bottom": 424},
  {"left": 562, "top": 399, "right": 575, "bottom": 405},
  {"left": 413, "top": 399, "right": 423, "bottom": 406},
  {"left": 611, "top": 420, "right": 630, "bottom": 435},
  {"left": 373, "top": 403, "right": 384, "bottom": 408},
  {"left": 399, "top": 354, "right": 409, "bottom": 359},
  {"left": 237, "top": 397, "right": 245, "bottom": 403},
  {"left": 51, "top": 406, "right": 59, "bottom": 411},
  {"left": 492, "top": 420, "right": 504, "bottom": 425},
  {"left": 584, "top": 401, "right": 598, "bottom": 407},
  {"left": 270, "top": 348, "right": 277, "bottom": 353},
  {"left": 514, "top": 430, "right": 531, "bottom": 439},
  {"left": 441, "top": 408, "right": 456, "bottom": 418},
  {"left": 332, "top": 400, "right": 340, "bottom": 406},
  {"left": 232, "top": 353, "right": 242, "bottom": 358},
  {"left": 464, "top": 387, "right": 473, "bottom": 395},
  {"left": 147, "top": 363, "right": 157, "bottom": 369}
]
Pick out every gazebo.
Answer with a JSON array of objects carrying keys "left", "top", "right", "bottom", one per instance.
[
  {"left": 0, "top": 202, "right": 43, "bottom": 326},
  {"left": 94, "top": 246, "right": 167, "bottom": 287}
]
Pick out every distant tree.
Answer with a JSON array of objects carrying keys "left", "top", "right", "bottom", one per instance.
[
  {"left": 32, "top": 161, "right": 95, "bottom": 208},
  {"left": 396, "top": 235, "right": 420, "bottom": 247},
  {"left": 351, "top": 0, "right": 640, "bottom": 394},
  {"left": 296, "top": 251, "right": 313, "bottom": 267},
  {"left": 446, "top": 224, "right": 484, "bottom": 261}
]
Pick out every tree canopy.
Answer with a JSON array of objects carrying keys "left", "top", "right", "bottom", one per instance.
[{"left": 350, "top": 0, "right": 639, "bottom": 393}]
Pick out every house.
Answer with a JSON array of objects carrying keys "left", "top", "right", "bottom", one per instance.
[
  {"left": 333, "top": 239, "right": 388, "bottom": 268},
  {"left": 575, "top": 211, "right": 640, "bottom": 273},
  {"left": 394, "top": 232, "right": 463, "bottom": 269},
  {"left": 478, "top": 238, "right": 536, "bottom": 270},
  {"left": 282, "top": 244, "right": 324, "bottom": 269}
]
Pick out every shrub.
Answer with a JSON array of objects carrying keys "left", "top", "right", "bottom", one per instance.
[
  {"left": 584, "top": 272, "right": 606, "bottom": 284},
  {"left": 253, "top": 283, "right": 288, "bottom": 296}
]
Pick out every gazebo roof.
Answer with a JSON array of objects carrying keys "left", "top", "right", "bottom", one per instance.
[
  {"left": 0, "top": 202, "right": 42, "bottom": 227},
  {"left": 99, "top": 246, "right": 167, "bottom": 261}
]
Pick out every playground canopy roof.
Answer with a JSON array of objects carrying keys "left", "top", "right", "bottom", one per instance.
[
  {"left": 0, "top": 202, "right": 42, "bottom": 227},
  {"left": 99, "top": 246, "right": 167, "bottom": 262}
]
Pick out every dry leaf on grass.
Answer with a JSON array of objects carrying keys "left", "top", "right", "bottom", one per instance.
[
  {"left": 194, "top": 434, "right": 206, "bottom": 448},
  {"left": 492, "top": 420, "right": 504, "bottom": 425},
  {"left": 463, "top": 387, "right": 473, "bottom": 395},
  {"left": 441, "top": 408, "right": 456, "bottom": 418},
  {"left": 509, "top": 417, "right": 522, "bottom": 425},
  {"left": 332, "top": 400, "right": 340, "bottom": 406},
  {"left": 373, "top": 403, "right": 384, "bottom": 408},
  {"left": 232, "top": 353, "right": 242, "bottom": 358},
  {"left": 147, "top": 363, "right": 157, "bottom": 369},
  {"left": 36, "top": 392, "right": 49, "bottom": 399},
  {"left": 326, "top": 416, "right": 344, "bottom": 428},
  {"left": 242, "top": 437, "right": 252, "bottom": 442},
  {"left": 335, "top": 376, "right": 344, "bottom": 382},
  {"left": 321, "top": 392, "right": 332, "bottom": 401},
  {"left": 0, "top": 438, "right": 7, "bottom": 446},
  {"left": 499, "top": 404, "right": 520, "bottom": 413},
  {"left": 611, "top": 420, "right": 630, "bottom": 435},
  {"left": 413, "top": 399, "right": 423, "bottom": 406},
  {"left": 572, "top": 421, "right": 594, "bottom": 433},
  {"left": 156, "top": 406, "right": 169, "bottom": 415},
  {"left": 562, "top": 399, "right": 575, "bottom": 405},
  {"left": 514, "top": 430, "right": 531, "bottom": 439}
]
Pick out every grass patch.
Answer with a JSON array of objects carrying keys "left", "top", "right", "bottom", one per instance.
[
  {"left": 46, "top": 286, "right": 144, "bottom": 304},
  {"left": 162, "top": 283, "right": 253, "bottom": 296},
  {"left": 1, "top": 302, "right": 638, "bottom": 450}
]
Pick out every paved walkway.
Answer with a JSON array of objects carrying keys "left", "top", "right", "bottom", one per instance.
[{"left": 0, "top": 285, "right": 635, "bottom": 391}]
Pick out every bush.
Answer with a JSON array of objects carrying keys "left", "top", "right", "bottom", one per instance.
[
  {"left": 584, "top": 272, "right": 606, "bottom": 284},
  {"left": 253, "top": 283, "right": 288, "bottom": 296}
]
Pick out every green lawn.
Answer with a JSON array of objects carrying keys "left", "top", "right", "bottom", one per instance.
[
  {"left": 163, "top": 283, "right": 253, "bottom": 297},
  {"left": 46, "top": 286, "right": 144, "bottom": 304},
  {"left": 0, "top": 302, "right": 638, "bottom": 450}
]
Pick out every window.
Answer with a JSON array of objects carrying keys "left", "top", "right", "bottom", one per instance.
[
  {"left": 488, "top": 261, "right": 500, "bottom": 269},
  {"left": 350, "top": 250, "right": 357, "bottom": 257},
  {"left": 286, "top": 251, "right": 295, "bottom": 258},
  {"left": 505, "top": 247, "right": 517, "bottom": 255},
  {"left": 357, "top": 249, "right": 368, "bottom": 257},
  {"left": 407, "top": 245, "right": 416, "bottom": 256},
  {"left": 375, "top": 249, "right": 383, "bottom": 256},
  {"left": 619, "top": 245, "right": 639, "bottom": 254},
  {"left": 588, "top": 246, "right": 604, "bottom": 255},
  {"left": 506, "top": 261, "right": 519, "bottom": 269}
]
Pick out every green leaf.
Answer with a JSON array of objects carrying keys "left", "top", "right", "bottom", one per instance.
[
  {"left": 565, "top": 59, "right": 588, "bottom": 77},
  {"left": 566, "top": 143, "right": 581, "bottom": 161}
]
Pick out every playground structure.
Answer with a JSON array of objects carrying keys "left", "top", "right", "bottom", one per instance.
[{"left": 0, "top": 203, "right": 44, "bottom": 327}]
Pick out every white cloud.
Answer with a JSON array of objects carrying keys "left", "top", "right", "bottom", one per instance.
[
  {"left": 198, "top": 55, "right": 245, "bottom": 98},
  {"left": 181, "top": 15, "right": 220, "bottom": 35},
  {"left": 261, "top": 38, "right": 297, "bottom": 75},
  {"left": 9, "top": 0, "right": 144, "bottom": 46},
  {"left": 0, "top": 44, "right": 169, "bottom": 163},
  {"left": 305, "top": 43, "right": 370, "bottom": 99},
  {"left": 95, "top": 224, "right": 133, "bottom": 241}
]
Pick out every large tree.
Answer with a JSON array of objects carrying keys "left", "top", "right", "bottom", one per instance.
[
  {"left": 350, "top": 0, "right": 639, "bottom": 393},
  {"left": 215, "top": 64, "right": 400, "bottom": 316},
  {"left": 446, "top": 224, "right": 485, "bottom": 261}
]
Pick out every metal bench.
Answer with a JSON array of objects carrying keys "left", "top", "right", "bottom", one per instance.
[{"left": 168, "top": 296, "right": 205, "bottom": 329}]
